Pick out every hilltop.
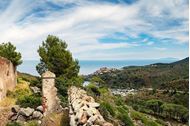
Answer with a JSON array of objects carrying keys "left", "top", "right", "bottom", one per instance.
[{"left": 87, "top": 57, "right": 189, "bottom": 91}]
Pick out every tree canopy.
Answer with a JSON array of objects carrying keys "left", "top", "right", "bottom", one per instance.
[
  {"left": 0, "top": 42, "right": 22, "bottom": 67},
  {"left": 36, "top": 35, "right": 80, "bottom": 78}
]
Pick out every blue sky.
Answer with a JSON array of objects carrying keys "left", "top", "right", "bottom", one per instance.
[{"left": 0, "top": 0, "right": 189, "bottom": 60}]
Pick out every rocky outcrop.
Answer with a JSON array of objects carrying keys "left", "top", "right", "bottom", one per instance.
[
  {"left": 68, "top": 86, "right": 113, "bottom": 126},
  {"left": 42, "top": 71, "right": 62, "bottom": 116},
  {"left": 0, "top": 57, "right": 16, "bottom": 101}
]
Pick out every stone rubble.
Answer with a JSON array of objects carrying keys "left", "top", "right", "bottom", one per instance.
[
  {"left": 9, "top": 105, "right": 43, "bottom": 122},
  {"left": 68, "top": 86, "right": 113, "bottom": 126}
]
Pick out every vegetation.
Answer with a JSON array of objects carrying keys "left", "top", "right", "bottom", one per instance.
[
  {"left": 85, "top": 84, "right": 134, "bottom": 126},
  {"left": 126, "top": 92, "right": 189, "bottom": 123},
  {"left": 88, "top": 57, "right": 189, "bottom": 90},
  {"left": 16, "top": 94, "right": 41, "bottom": 108},
  {"left": 36, "top": 35, "right": 83, "bottom": 106},
  {"left": 0, "top": 42, "right": 22, "bottom": 67},
  {"left": 6, "top": 78, "right": 41, "bottom": 108},
  {"left": 6, "top": 122, "right": 22, "bottom": 126},
  {"left": 36, "top": 35, "right": 79, "bottom": 77},
  {"left": 130, "top": 110, "right": 161, "bottom": 126}
]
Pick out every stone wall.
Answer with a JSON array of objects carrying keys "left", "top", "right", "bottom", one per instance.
[
  {"left": 68, "top": 86, "right": 113, "bottom": 126},
  {"left": 42, "top": 71, "right": 62, "bottom": 116},
  {"left": 0, "top": 57, "right": 16, "bottom": 100}
]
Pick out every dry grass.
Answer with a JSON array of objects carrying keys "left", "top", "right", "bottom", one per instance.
[
  {"left": 0, "top": 97, "right": 16, "bottom": 107},
  {"left": 41, "top": 110, "right": 69, "bottom": 126}
]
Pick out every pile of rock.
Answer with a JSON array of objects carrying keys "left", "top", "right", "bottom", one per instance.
[
  {"left": 68, "top": 86, "right": 113, "bottom": 126},
  {"left": 9, "top": 105, "right": 43, "bottom": 122}
]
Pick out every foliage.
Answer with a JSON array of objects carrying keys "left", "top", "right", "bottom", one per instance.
[
  {"left": 130, "top": 111, "right": 161, "bottom": 126},
  {"left": 16, "top": 94, "right": 41, "bottom": 108},
  {"left": 161, "top": 103, "right": 188, "bottom": 122},
  {"left": 126, "top": 95, "right": 189, "bottom": 123},
  {"left": 6, "top": 122, "right": 21, "bottom": 126},
  {"left": 36, "top": 35, "right": 80, "bottom": 78},
  {"left": 0, "top": 42, "right": 22, "bottom": 67},
  {"left": 88, "top": 57, "right": 189, "bottom": 90},
  {"left": 86, "top": 83, "right": 101, "bottom": 97},
  {"left": 116, "top": 106, "right": 134, "bottom": 126},
  {"left": 100, "top": 102, "right": 116, "bottom": 117},
  {"left": 25, "top": 120, "right": 39, "bottom": 126},
  {"left": 55, "top": 76, "right": 83, "bottom": 106}
]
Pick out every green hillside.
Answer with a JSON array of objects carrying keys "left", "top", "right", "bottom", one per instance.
[{"left": 88, "top": 57, "right": 189, "bottom": 90}]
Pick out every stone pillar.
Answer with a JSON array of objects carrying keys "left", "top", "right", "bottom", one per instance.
[{"left": 42, "top": 71, "right": 61, "bottom": 116}]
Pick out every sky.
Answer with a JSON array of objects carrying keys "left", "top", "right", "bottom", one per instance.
[{"left": 0, "top": 0, "right": 189, "bottom": 60}]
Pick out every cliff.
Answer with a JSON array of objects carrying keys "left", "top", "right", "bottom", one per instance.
[{"left": 0, "top": 57, "right": 17, "bottom": 100}]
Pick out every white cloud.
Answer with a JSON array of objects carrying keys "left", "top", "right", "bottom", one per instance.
[{"left": 0, "top": 0, "right": 188, "bottom": 60}]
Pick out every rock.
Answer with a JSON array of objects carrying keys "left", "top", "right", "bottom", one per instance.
[
  {"left": 88, "top": 102, "right": 100, "bottom": 108},
  {"left": 68, "top": 86, "right": 113, "bottom": 126},
  {"left": 19, "top": 107, "right": 34, "bottom": 117},
  {"left": 32, "top": 111, "right": 43, "bottom": 119},
  {"left": 36, "top": 106, "right": 43, "bottom": 113},
  {"left": 11, "top": 105, "right": 20, "bottom": 113},
  {"left": 86, "top": 108, "right": 98, "bottom": 117},
  {"left": 79, "top": 112, "right": 88, "bottom": 124},
  {"left": 30, "top": 86, "right": 41, "bottom": 93},
  {"left": 87, "top": 115, "right": 98, "bottom": 124},
  {"left": 17, "top": 115, "right": 26, "bottom": 122},
  {"left": 10, "top": 113, "right": 18, "bottom": 121}
]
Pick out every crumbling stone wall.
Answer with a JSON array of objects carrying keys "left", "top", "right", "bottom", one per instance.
[
  {"left": 68, "top": 86, "right": 113, "bottom": 126},
  {"left": 0, "top": 57, "right": 16, "bottom": 100},
  {"left": 42, "top": 71, "right": 62, "bottom": 116}
]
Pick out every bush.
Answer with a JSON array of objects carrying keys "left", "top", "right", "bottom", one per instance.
[
  {"left": 7, "top": 88, "right": 31, "bottom": 99},
  {"left": 6, "top": 122, "right": 21, "bottom": 126},
  {"left": 117, "top": 113, "right": 134, "bottom": 126},
  {"left": 86, "top": 83, "right": 100, "bottom": 97},
  {"left": 100, "top": 102, "right": 115, "bottom": 117},
  {"left": 131, "top": 111, "right": 160, "bottom": 126},
  {"left": 30, "top": 79, "right": 42, "bottom": 89},
  {"left": 25, "top": 120, "right": 39, "bottom": 126},
  {"left": 16, "top": 94, "right": 41, "bottom": 108}
]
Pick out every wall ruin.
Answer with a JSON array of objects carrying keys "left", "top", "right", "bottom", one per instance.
[{"left": 0, "top": 57, "right": 16, "bottom": 100}]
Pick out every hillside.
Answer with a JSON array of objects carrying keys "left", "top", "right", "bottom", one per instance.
[{"left": 87, "top": 57, "right": 189, "bottom": 90}]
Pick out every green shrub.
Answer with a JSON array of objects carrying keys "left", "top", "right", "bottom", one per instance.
[
  {"left": 131, "top": 111, "right": 161, "bottom": 126},
  {"left": 86, "top": 83, "right": 100, "bottom": 97},
  {"left": 7, "top": 88, "right": 30, "bottom": 98},
  {"left": 100, "top": 102, "right": 115, "bottom": 117},
  {"left": 29, "top": 79, "right": 42, "bottom": 89},
  {"left": 117, "top": 113, "right": 134, "bottom": 126},
  {"left": 25, "top": 120, "right": 39, "bottom": 126},
  {"left": 6, "top": 122, "right": 21, "bottom": 126},
  {"left": 16, "top": 94, "right": 41, "bottom": 108}
]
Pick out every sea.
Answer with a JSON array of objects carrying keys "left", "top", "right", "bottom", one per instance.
[{"left": 17, "top": 59, "right": 178, "bottom": 76}]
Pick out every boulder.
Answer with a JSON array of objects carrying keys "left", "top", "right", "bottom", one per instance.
[
  {"left": 36, "top": 106, "right": 43, "bottom": 113},
  {"left": 9, "top": 113, "right": 18, "bottom": 121},
  {"left": 32, "top": 111, "right": 43, "bottom": 119},
  {"left": 19, "top": 107, "right": 34, "bottom": 117},
  {"left": 88, "top": 102, "right": 100, "bottom": 108},
  {"left": 30, "top": 86, "right": 41, "bottom": 94},
  {"left": 11, "top": 105, "right": 20, "bottom": 113}
]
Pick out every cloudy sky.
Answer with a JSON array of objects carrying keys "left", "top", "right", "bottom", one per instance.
[{"left": 0, "top": 0, "right": 189, "bottom": 60}]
